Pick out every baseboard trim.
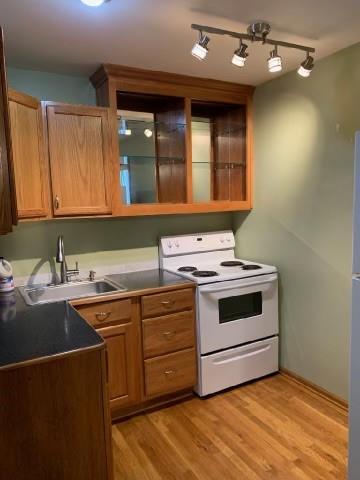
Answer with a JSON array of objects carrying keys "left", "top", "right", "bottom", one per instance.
[{"left": 279, "top": 368, "right": 348, "bottom": 411}]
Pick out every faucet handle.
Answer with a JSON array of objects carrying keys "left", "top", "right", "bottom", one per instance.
[{"left": 89, "top": 270, "right": 96, "bottom": 282}]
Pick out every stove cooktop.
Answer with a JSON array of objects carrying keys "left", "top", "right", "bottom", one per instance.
[{"left": 168, "top": 258, "right": 277, "bottom": 284}]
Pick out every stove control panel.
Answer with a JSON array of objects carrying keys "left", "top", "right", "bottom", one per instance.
[{"left": 160, "top": 231, "right": 235, "bottom": 256}]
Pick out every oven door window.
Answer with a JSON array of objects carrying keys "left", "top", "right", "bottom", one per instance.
[{"left": 219, "top": 292, "right": 262, "bottom": 324}]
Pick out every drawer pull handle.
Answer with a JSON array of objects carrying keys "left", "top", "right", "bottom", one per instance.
[
  {"left": 163, "top": 331, "right": 175, "bottom": 339},
  {"left": 95, "top": 312, "right": 111, "bottom": 322},
  {"left": 161, "top": 300, "right": 174, "bottom": 307},
  {"left": 164, "top": 370, "right": 176, "bottom": 376}
]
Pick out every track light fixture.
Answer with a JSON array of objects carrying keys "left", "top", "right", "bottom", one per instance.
[
  {"left": 191, "top": 31, "right": 210, "bottom": 61},
  {"left": 297, "top": 53, "right": 314, "bottom": 78},
  {"left": 191, "top": 22, "right": 315, "bottom": 78},
  {"left": 231, "top": 41, "right": 248, "bottom": 68},
  {"left": 268, "top": 46, "right": 282, "bottom": 73}
]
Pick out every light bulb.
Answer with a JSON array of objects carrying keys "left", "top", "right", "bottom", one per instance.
[
  {"left": 231, "top": 43, "right": 248, "bottom": 68},
  {"left": 191, "top": 33, "right": 210, "bottom": 61},
  {"left": 297, "top": 55, "right": 314, "bottom": 78},
  {"left": 81, "top": 0, "right": 107, "bottom": 7},
  {"left": 268, "top": 48, "right": 282, "bottom": 73}
]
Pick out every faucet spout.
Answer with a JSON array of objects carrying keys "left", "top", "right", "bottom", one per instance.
[
  {"left": 56, "top": 235, "right": 65, "bottom": 263},
  {"left": 56, "top": 235, "right": 67, "bottom": 284}
]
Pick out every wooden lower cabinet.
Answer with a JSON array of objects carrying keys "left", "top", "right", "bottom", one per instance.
[
  {"left": 0, "top": 347, "right": 113, "bottom": 480},
  {"left": 98, "top": 322, "right": 141, "bottom": 409},
  {"left": 73, "top": 285, "right": 197, "bottom": 419}
]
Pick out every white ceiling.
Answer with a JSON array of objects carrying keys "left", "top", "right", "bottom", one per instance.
[{"left": 1, "top": 0, "right": 360, "bottom": 85}]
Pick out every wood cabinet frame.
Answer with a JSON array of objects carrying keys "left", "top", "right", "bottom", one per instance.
[
  {"left": 0, "top": 27, "right": 17, "bottom": 233},
  {"left": 91, "top": 64, "right": 254, "bottom": 216}
]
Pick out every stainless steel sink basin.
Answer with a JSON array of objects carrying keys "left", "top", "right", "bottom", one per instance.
[{"left": 19, "top": 279, "right": 127, "bottom": 306}]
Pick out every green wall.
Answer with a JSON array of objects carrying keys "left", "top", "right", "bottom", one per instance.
[
  {"left": 234, "top": 43, "right": 360, "bottom": 399},
  {"left": 0, "top": 66, "right": 232, "bottom": 280}
]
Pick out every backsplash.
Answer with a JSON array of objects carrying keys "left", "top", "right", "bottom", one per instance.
[{"left": 0, "top": 214, "right": 232, "bottom": 285}]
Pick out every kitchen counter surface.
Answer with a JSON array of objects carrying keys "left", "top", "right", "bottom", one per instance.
[
  {"left": 0, "top": 289, "right": 103, "bottom": 371},
  {"left": 106, "top": 268, "right": 194, "bottom": 293},
  {"left": 0, "top": 269, "right": 193, "bottom": 371}
]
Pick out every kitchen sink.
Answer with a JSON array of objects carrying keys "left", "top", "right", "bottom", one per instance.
[{"left": 19, "top": 279, "right": 127, "bottom": 306}]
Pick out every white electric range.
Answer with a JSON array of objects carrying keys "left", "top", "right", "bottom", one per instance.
[{"left": 159, "top": 230, "right": 279, "bottom": 396}]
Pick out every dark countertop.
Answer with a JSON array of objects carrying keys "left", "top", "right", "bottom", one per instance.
[
  {"left": 0, "top": 289, "right": 103, "bottom": 370},
  {"left": 0, "top": 269, "right": 193, "bottom": 371},
  {"left": 106, "top": 269, "right": 194, "bottom": 292}
]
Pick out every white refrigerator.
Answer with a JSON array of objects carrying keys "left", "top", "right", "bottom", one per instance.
[{"left": 349, "top": 132, "right": 360, "bottom": 479}]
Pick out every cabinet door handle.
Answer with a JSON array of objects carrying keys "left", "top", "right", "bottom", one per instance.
[
  {"left": 54, "top": 195, "right": 60, "bottom": 210},
  {"left": 95, "top": 312, "right": 111, "bottom": 322},
  {"left": 161, "top": 300, "right": 174, "bottom": 307},
  {"left": 164, "top": 369, "right": 176, "bottom": 376},
  {"left": 163, "top": 331, "right": 175, "bottom": 339}
]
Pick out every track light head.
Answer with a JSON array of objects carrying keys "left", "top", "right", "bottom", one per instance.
[
  {"left": 231, "top": 42, "right": 248, "bottom": 68},
  {"left": 191, "top": 32, "right": 210, "bottom": 61},
  {"left": 268, "top": 46, "right": 282, "bottom": 73},
  {"left": 297, "top": 53, "right": 314, "bottom": 77}
]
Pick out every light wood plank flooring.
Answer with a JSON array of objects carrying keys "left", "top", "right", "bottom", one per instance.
[{"left": 112, "top": 374, "right": 348, "bottom": 480}]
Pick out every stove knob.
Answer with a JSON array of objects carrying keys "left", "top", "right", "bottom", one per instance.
[
  {"left": 175, "top": 242, "right": 180, "bottom": 248},
  {"left": 167, "top": 241, "right": 172, "bottom": 249},
  {"left": 220, "top": 238, "right": 225, "bottom": 243}
]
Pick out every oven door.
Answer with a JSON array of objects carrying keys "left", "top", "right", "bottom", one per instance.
[{"left": 197, "top": 273, "right": 278, "bottom": 354}]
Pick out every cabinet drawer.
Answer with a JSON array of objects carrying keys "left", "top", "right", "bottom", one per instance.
[
  {"left": 142, "top": 311, "right": 195, "bottom": 359},
  {"left": 142, "top": 288, "right": 194, "bottom": 319},
  {"left": 144, "top": 348, "right": 196, "bottom": 397},
  {"left": 76, "top": 298, "right": 132, "bottom": 328}
]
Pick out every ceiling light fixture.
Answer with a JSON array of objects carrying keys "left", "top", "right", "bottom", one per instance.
[
  {"left": 297, "top": 53, "right": 314, "bottom": 78},
  {"left": 268, "top": 46, "right": 282, "bottom": 73},
  {"left": 190, "top": 22, "right": 315, "bottom": 78},
  {"left": 231, "top": 41, "right": 248, "bottom": 68},
  {"left": 191, "top": 31, "right": 210, "bottom": 61},
  {"left": 80, "top": 0, "right": 109, "bottom": 7}
]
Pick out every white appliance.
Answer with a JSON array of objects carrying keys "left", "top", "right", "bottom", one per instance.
[
  {"left": 159, "top": 231, "right": 279, "bottom": 396},
  {"left": 349, "top": 132, "right": 360, "bottom": 479}
]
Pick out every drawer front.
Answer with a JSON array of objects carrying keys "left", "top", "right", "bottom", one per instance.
[
  {"left": 142, "top": 311, "right": 195, "bottom": 359},
  {"left": 197, "top": 336, "right": 279, "bottom": 396},
  {"left": 76, "top": 298, "right": 132, "bottom": 328},
  {"left": 144, "top": 348, "right": 196, "bottom": 398},
  {"left": 142, "top": 288, "right": 194, "bottom": 319}
]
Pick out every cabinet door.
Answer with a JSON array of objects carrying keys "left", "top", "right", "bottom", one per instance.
[
  {"left": 0, "top": 27, "right": 16, "bottom": 234},
  {"left": 98, "top": 322, "right": 141, "bottom": 409},
  {"left": 9, "top": 90, "right": 50, "bottom": 219},
  {"left": 46, "top": 103, "right": 113, "bottom": 216}
]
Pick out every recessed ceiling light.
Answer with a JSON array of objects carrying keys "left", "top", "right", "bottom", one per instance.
[{"left": 81, "top": 0, "right": 108, "bottom": 7}]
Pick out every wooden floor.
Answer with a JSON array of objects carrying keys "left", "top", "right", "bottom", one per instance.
[{"left": 112, "top": 374, "right": 348, "bottom": 480}]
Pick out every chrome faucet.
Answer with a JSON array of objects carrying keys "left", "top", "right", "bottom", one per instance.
[{"left": 56, "top": 235, "right": 79, "bottom": 284}]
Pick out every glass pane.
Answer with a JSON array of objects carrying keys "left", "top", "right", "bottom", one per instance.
[
  {"left": 191, "top": 120, "right": 211, "bottom": 202},
  {"left": 218, "top": 292, "right": 262, "bottom": 323},
  {"left": 118, "top": 112, "right": 158, "bottom": 204}
]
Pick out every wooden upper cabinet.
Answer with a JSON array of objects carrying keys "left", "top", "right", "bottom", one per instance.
[
  {"left": 9, "top": 90, "right": 50, "bottom": 219},
  {"left": 46, "top": 103, "right": 114, "bottom": 216},
  {"left": 90, "top": 64, "right": 254, "bottom": 215},
  {"left": 0, "top": 27, "right": 16, "bottom": 234}
]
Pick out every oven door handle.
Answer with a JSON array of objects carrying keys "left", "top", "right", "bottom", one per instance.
[{"left": 200, "top": 275, "right": 277, "bottom": 293}]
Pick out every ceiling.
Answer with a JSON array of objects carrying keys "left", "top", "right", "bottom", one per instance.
[{"left": 1, "top": 0, "right": 360, "bottom": 85}]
